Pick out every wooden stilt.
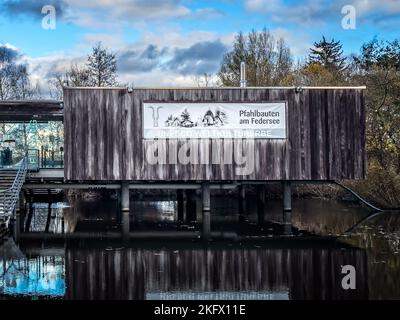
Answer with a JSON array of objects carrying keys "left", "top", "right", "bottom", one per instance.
[
  {"left": 25, "top": 198, "right": 33, "bottom": 232},
  {"left": 239, "top": 185, "right": 246, "bottom": 222},
  {"left": 257, "top": 185, "right": 266, "bottom": 226},
  {"left": 121, "top": 181, "right": 130, "bottom": 240},
  {"left": 186, "top": 190, "right": 197, "bottom": 222},
  {"left": 45, "top": 202, "right": 52, "bottom": 232},
  {"left": 283, "top": 181, "right": 292, "bottom": 235},
  {"left": 202, "top": 182, "right": 211, "bottom": 240},
  {"left": 177, "top": 189, "right": 185, "bottom": 222}
]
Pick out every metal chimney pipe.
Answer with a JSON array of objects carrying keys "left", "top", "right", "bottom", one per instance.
[{"left": 240, "top": 61, "right": 247, "bottom": 88}]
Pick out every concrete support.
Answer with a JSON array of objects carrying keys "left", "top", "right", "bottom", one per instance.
[
  {"left": 202, "top": 182, "right": 211, "bottom": 240},
  {"left": 283, "top": 181, "right": 292, "bottom": 212},
  {"left": 257, "top": 185, "right": 266, "bottom": 226},
  {"left": 283, "top": 181, "right": 292, "bottom": 235},
  {"left": 177, "top": 190, "right": 185, "bottom": 222},
  {"left": 238, "top": 185, "right": 247, "bottom": 222},
  {"left": 121, "top": 181, "right": 130, "bottom": 240}
]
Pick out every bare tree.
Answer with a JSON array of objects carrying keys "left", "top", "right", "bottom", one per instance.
[
  {"left": 48, "top": 65, "right": 91, "bottom": 99},
  {"left": 87, "top": 42, "right": 118, "bottom": 87},
  {"left": 218, "top": 28, "right": 293, "bottom": 86},
  {"left": 193, "top": 73, "right": 214, "bottom": 87},
  {"left": 48, "top": 43, "right": 118, "bottom": 98},
  {"left": 0, "top": 45, "right": 34, "bottom": 100}
]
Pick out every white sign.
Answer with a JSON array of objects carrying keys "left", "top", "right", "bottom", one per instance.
[{"left": 143, "top": 102, "right": 286, "bottom": 139}]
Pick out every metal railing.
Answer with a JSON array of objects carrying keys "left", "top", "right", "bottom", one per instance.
[
  {"left": 1, "top": 148, "right": 64, "bottom": 172},
  {"left": 0, "top": 157, "right": 27, "bottom": 226}
]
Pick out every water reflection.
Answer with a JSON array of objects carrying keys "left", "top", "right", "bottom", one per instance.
[
  {"left": 28, "top": 203, "right": 66, "bottom": 233},
  {"left": 65, "top": 245, "right": 368, "bottom": 300},
  {"left": 0, "top": 256, "right": 65, "bottom": 297},
  {"left": 2, "top": 197, "right": 400, "bottom": 300},
  {"left": 340, "top": 211, "right": 400, "bottom": 299},
  {"left": 0, "top": 243, "right": 368, "bottom": 300}
]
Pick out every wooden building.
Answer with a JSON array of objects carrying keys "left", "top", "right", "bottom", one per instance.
[{"left": 63, "top": 87, "right": 366, "bottom": 182}]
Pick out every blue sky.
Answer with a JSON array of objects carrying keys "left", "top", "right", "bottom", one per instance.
[{"left": 0, "top": 0, "right": 399, "bottom": 92}]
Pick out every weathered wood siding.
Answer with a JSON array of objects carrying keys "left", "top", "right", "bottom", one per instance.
[{"left": 63, "top": 87, "right": 366, "bottom": 181}]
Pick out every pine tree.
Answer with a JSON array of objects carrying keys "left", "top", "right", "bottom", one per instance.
[{"left": 309, "top": 36, "right": 347, "bottom": 72}]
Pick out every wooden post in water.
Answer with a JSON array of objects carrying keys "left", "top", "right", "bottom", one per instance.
[
  {"left": 14, "top": 194, "right": 22, "bottom": 243},
  {"left": 238, "top": 185, "right": 247, "bottom": 222},
  {"left": 121, "top": 181, "right": 130, "bottom": 240},
  {"left": 45, "top": 201, "right": 52, "bottom": 232},
  {"left": 25, "top": 198, "right": 33, "bottom": 232},
  {"left": 61, "top": 216, "right": 65, "bottom": 234},
  {"left": 177, "top": 190, "right": 185, "bottom": 223},
  {"left": 283, "top": 181, "right": 292, "bottom": 235},
  {"left": 257, "top": 185, "right": 266, "bottom": 226},
  {"left": 14, "top": 191, "right": 26, "bottom": 242},
  {"left": 202, "top": 182, "right": 211, "bottom": 240}
]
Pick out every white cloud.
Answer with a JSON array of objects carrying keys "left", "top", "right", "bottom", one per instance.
[
  {"left": 244, "top": 0, "right": 400, "bottom": 26},
  {"left": 244, "top": 0, "right": 330, "bottom": 26},
  {"left": 80, "top": 33, "right": 126, "bottom": 50},
  {"left": 20, "top": 24, "right": 314, "bottom": 97},
  {"left": 22, "top": 52, "right": 86, "bottom": 96},
  {"left": 353, "top": 0, "right": 400, "bottom": 16},
  {"left": 62, "top": 0, "right": 192, "bottom": 28},
  {"left": 271, "top": 28, "right": 311, "bottom": 56},
  {"left": 15, "top": 28, "right": 232, "bottom": 96}
]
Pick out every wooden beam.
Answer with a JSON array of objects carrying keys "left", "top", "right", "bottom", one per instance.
[
  {"left": 202, "top": 182, "right": 211, "bottom": 240},
  {"left": 0, "top": 100, "right": 63, "bottom": 121}
]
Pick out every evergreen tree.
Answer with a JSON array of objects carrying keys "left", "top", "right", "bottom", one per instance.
[{"left": 309, "top": 36, "right": 347, "bottom": 72}]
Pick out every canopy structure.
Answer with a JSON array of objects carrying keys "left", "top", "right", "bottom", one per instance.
[{"left": 0, "top": 100, "right": 63, "bottom": 122}]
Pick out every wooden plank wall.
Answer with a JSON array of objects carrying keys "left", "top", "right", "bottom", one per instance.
[{"left": 63, "top": 88, "right": 366, "bottom": 181}]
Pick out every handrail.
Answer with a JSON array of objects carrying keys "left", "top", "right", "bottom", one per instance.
[
  {"left": 333, "top": 181, "right": 383, "bottom": 212},
  {"left": 0, "top": 160, "right": 26, "bottom": 191},
  {"left": 0, "top": 157, "right": 27, "bottom": 225}
]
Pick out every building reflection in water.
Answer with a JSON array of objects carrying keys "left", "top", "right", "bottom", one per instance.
[
  {"left": 0, "top": 256, "right": 65, "bottom": 297},
  {"left": 0, "top": 243, "right": 368, "bottom": 300}
]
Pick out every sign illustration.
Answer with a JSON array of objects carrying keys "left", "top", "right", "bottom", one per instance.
[
  {"left": 149, "top": 106, "right": 163, "bottom": 127},
  {"left": 143, "top": 102, "right": 286, "bottom": 139}
]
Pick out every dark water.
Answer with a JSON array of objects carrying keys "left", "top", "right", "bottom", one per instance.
[{"left": 1, "top": 196, "right": 399, "bottom": 300}]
